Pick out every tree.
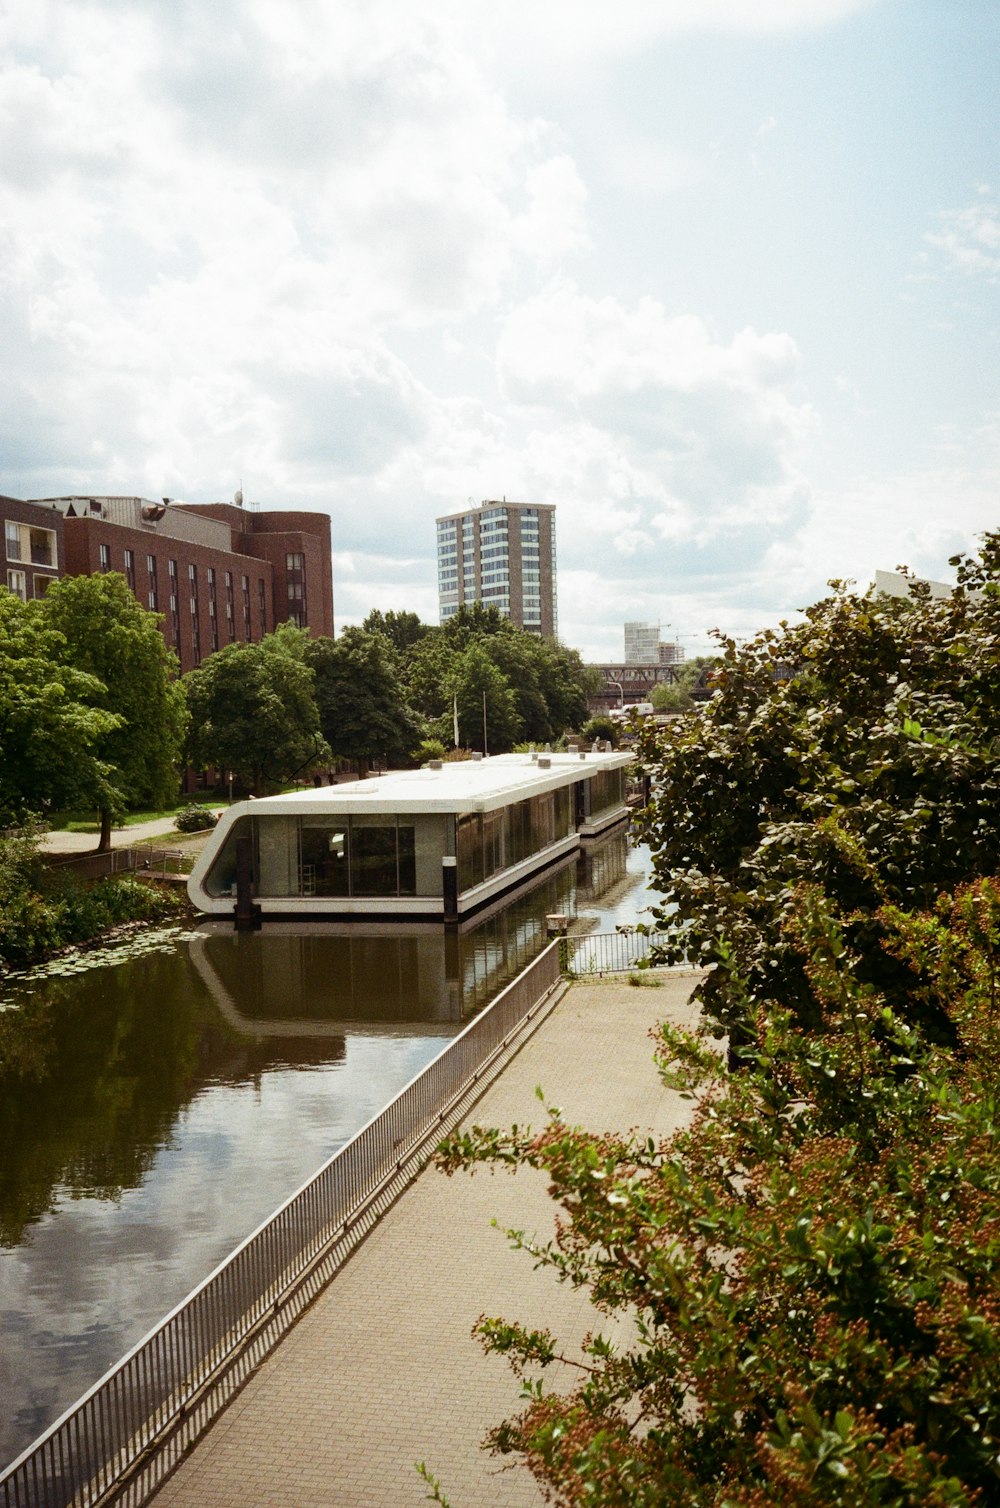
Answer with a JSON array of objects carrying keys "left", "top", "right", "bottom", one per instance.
[
  {"left": 432, "top": 535, "right": 1000, "bottom": 1506},
  {"left": 0, "top": 591, "right": 119, "bottom": 828},
  {"left": 42, "top": 575, "right": 187, "bottom": 849},
  {"left": 305, "top": 629, "right": 421, "bottom": 776},
  {"left": 448, "top": 642, "right": 522, "bottom": 753},
  {"left": 635, "top": 545, "right": 1000, "bottom": 1047},
  {"left": 184, "top": 636, "right": 328, "bottom": 795},
  {"left": 361, "top": 608, "right": 430, "bottom": 655},
  {"left": 439, "top": 879, "right": 1000, "bottom": 1506},
  {"left": 650, "top": 655, "right": 719, "bottom": 712}
]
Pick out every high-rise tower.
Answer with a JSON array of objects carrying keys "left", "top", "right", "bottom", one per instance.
[{"left": 435, "top": 499, "right": 557, "bottom": 636}]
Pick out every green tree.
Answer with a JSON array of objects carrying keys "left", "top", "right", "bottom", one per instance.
[
  {"left": 0, "top": 591, "right": 118, "bottom": 828},
  {"left": 650, "top": 655, "right": 718, "bottom": 712},
  {"left": 439, "top": 879, "right": 1000, "bottom": 1506},
  {"left": 449, "top": 642, "right": 522, "bottom": 753},
  {"left": 184, "top": 635, "right": 328, "bottom": 795},
  {"left": 42, "top": 574, "right": 187, "bottom": 849},
  {"left": 635, "top": 546, "right": 1000, "bottom": 1048},
  {"left": 361, "top": 608, "right": 430, "bottom": 655},
  {"left": 432, "top": 535, "right": 1000, "bottom": 1506},
  {"left": 305, "top": 629, "right": 421, "bottom": 776}
]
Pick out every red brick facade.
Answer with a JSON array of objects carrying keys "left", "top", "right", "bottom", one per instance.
[
  {"left": 2, "top": 494, "right": 335, "bottom": 676},
  {"left": 1, "top": 495, "right": 64, "bottom": 601}
]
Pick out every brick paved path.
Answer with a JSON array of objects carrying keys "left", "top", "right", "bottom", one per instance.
[{"left": 151, "top": 972, "right": 702, "bottom": 1508}]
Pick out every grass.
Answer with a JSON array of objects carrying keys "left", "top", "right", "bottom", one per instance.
[{"left": 48, "top": 799, "right": 224, "bottom": 834}]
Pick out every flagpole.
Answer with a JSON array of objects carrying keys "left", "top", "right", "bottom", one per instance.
[{"left": 482, "top": 689, "right": 488, "bottom": 755}]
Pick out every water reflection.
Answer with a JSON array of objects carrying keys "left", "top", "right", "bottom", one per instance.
[{"left": 0, "top": 829, "right": 652, "bottom": 1469}]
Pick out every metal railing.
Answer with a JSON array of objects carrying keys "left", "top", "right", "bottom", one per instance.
[
  {"left": 0, "top": 941, "right": 563, "bottom": 1508},
  {"left": 563, "top": 929, "right": 670, "bottom": 976},
  {"left": 43, "top": 849, "right": 185, "bottom": 881}
]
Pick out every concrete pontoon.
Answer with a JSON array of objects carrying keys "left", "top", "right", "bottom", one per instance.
[{"left": 187, "top": 750, "right": 633, "bottom": 922}]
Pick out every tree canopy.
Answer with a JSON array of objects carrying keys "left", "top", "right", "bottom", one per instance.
[
  {"left": 8, "top": 570, "right": 187, "bottom": 844},
  {"left": 0, "top": 591, "right": 119, "bottom": 829},
  {"left": 306, "top": 627, "right": 421, "bottom": 774},
  {"left": 435, "top": 534, "right": 1000, "bottom": 1507},
  {"left": 184, "top": 632, "right": 328, "bottom": 795}
]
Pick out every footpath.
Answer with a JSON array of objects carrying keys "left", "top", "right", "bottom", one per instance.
[
  {"left": 151, "top": 970, "right": 703, "bottom": 1508},
  {"left": 37, "top": 815, "right": 218, "bottom": 854}
]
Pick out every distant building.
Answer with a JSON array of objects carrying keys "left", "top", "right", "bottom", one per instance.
[
  {"left": 17, "top": 493, "right": 334, "bottom": 674},
  {"left": 2, "top": 495, "right": 63, "bottom": 601},
  {"left": 874, "top": 569, "right": 952, "bottom": 600},
  {"left": 436, "top": 500, "right": 557, "bottom": 636},
  {"left": 623, "top": 621, "right": 686, "bottom": 666}
]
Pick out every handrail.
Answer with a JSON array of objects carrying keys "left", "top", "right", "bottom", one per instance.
[
  {"left": 563, "top": 929, "right": 671, "bottom": 975},
  {"left": 0, "top": 942, "right": 563, "bottom": 1508}
]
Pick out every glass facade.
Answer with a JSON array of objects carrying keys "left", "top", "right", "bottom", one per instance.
[
  {"left": 586, "top": 766, "right": 625, "bottom": 822},
  {"left": 457, "top": 787, "right": 573, "bottom": 892},
  {"left": 205, "top": 814, "right": 445, "bottom": 900},
  {"left": 202, "top": 776, "right": 610, "bottom": 907}
]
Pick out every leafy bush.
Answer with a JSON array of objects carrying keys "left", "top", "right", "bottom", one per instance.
[
  {"left": 0, "top": 832, "right": 183, "bottom": 972},
  {"left": 417, "top": 738, "right": 447, "bottom": 764},
  {"left": 435, "top": 535, "right": 1000, "bottom": 1506},
  {"left": 174, "top": 804, "right": 219, "bottom": 833}
]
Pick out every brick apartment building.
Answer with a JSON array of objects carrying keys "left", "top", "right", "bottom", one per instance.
[{"left": 1, "top": 491, "right": 334, "bottom": 675}]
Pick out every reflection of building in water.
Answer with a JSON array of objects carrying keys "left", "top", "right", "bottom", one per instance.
[
  {"left": 189, "top": 751, "right": 631, "bottom": 922},
  {"left": 189, "top": 830, "right": 631, "bottom": 1035},
  {"left": 576, "top": 826, "right": 629, "bottom": 905}
]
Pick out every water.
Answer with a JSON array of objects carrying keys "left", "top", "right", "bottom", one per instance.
[{"left": 0, "top": 834, "right": 661, "bottom": 1469}]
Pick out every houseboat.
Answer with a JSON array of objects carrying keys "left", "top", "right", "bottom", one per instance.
[{"left": 187, "top": 749, "right": 633, "bottom": 923}]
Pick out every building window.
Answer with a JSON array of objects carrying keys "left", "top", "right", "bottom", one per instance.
[
  {"left": 6, "top": 569, "right": 27, "bottom": 601},
  {"left": 286, "top": 552, "right": 304, "bottom": 571},
  {"left": 33, "top": 574, "right": 53, "bottom": 597},
  {"left": 207, "top": 567, "right": 215, "bottom": 589},
  {"left": 4, "top": 521, "right": 55, "bottom": 567},
  {"left": 168, "top": 559, "right": 178, "bottom": 581},
  {"left": 99, "top": 543, "right": 111, "bottom": 572},
  {"left": 258, "top": 579, "right": 266, "bottom": 632},
  {"left": 146, "top": 554, "right": 155, "bottom": 575},
  {"left": 124, "top": 549, "right": 136, "bottom": 591}
]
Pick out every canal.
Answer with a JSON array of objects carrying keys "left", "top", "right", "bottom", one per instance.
[{"left": 0, "top": 834, "right": 660, "bottom": 1470}]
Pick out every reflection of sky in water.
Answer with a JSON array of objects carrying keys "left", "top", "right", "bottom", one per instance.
[
  {"left": 0, "top": 1035, "right": 439, "bottom": 1466},
  {"left": 0, "top": 837, "right": 655, "bottom": 1469}
]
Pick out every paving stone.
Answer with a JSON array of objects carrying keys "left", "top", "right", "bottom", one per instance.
[{"left": 150, "top": 973, "right": 702, "bottom": 1508}]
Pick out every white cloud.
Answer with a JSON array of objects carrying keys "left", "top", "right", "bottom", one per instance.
[
  {"left": 925, "top": 197, "right": 1000, "bottom": 278},
  {"left": 497, "top": 285, "right": 813, "bottom": 536}
]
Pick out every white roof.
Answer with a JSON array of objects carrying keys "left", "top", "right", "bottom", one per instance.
[{"left": 237, "top": 750, "right": 632, "bottom": 818}]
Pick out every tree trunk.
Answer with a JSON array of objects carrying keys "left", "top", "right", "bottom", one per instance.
[{"left": 97, "top": 807, "right": 113, "bottom": 853}]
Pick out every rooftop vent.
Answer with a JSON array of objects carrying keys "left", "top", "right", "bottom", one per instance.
[
  {"left": 472, "top": 751, "right": 483, "bottom": 761},
  {"left": 428, "top": 759, "right": 443, "bottom": 770},
  {"left": 538, "top": 756, "right": 551, "bottom": 769}
]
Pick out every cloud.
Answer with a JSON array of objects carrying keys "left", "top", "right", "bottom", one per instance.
[
  {"left": 0, "top": 0, "right": 591, "bottom": 500},
  {"left": 497, "top": 285, "right": 813, "bottom": 535},
  {"left": 925, "top": 196, "right": 1000, "bottom": 279}
]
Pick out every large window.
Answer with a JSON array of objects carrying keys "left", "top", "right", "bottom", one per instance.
[
  {"left": 206, "top": 815, "right": 424, "bottom": 899},
  {"left": 5, "top": 521, "right": 55, "bottom": 567},
  {"left": 457, "top": 789, "right": 573, "bottom": 894},
  {"left": 586, "top": 766, "right": 625, "bottom": 821}
]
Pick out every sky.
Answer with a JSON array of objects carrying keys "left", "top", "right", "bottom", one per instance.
[{"left": 1, "top": 0, "right": 997, "bottom": 661}]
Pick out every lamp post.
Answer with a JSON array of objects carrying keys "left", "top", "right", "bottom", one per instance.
[{"left": 608, "top": 678, "right": 625, "bottom": 709}]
